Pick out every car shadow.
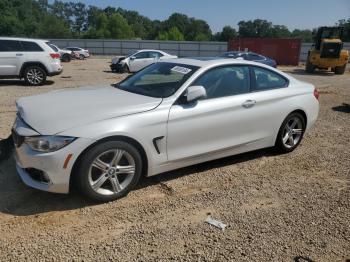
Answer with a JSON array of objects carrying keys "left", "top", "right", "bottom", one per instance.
[
  {"left": 332, "top": 103, "right": 350, "bottom": 113},
  {"left": 288, "top": 69, "right": 335, "bottom": 76},
  {"left": 0, "top": 147, "right": 276, "bottom": 217},
  {"left": 0, "top": 80, "right": 55, "bottom": 86}
]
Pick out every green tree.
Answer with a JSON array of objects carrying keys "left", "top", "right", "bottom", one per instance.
[
  {"left": 337, "top": 19, "right": 350, "bottom": 41},
  {"left": 107, "top": 13, "right": 134, "bottom": 39},
  {"left": 291, "top": 29, "right": 313, "bottom": 42},
  {"left": 215, "top": 26, "right": 237, "bottom": 41},
  {"left": 167, "top": 27, "right": 184, "bottom": 41}
]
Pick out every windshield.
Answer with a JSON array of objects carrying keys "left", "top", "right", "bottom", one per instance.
[{"left": 117, "top": 62, "right": 199, "bottom": 98}]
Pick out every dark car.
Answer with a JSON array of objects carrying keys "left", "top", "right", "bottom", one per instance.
[{"left": 221, "top": 51, "right": 277, "bottom": 68}]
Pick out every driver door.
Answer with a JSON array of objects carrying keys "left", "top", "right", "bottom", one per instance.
[
  {"left": 129, "top": 51, "right": 153, "bottom": 72},
  {"left": 167, "top": 65, "right": 260, "bottom": 161}
]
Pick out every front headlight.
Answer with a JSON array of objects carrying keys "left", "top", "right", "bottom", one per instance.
[{"left": 24, "top": 136, "right": 76, "bottom": 153}]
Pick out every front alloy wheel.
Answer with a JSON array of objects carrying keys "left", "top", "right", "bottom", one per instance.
[
  {"left": 276, "top": 112, "right": 305, "bottom": 153},
  {"left": 24, "top": 66, "right": 47, "bottom": 86},
  {"left": 77, "top": 141, "right": 142, "bottom": 202}
]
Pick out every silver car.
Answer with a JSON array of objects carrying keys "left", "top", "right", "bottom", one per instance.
[{"left": 13, "top": 58, "right": 319, "bottom": 201}]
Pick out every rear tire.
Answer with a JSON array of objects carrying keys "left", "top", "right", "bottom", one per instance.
[
  {"left": 334, "top": 65, "right": 346, "bottom": 75},
  {"left": 61, "top": 54, "right": 71, "bottom": 62},
  {"left": 79, "top": 54, "right": 85, "bottom": 60},
  {"left": 24, "top": 66, "right": 47, "bottom": 86},
  {"left": 275, "top": 112, "right": 306, "bottom": 153},
  {"left": 76, "top": 140, "right": 142, "bottom": 202}
]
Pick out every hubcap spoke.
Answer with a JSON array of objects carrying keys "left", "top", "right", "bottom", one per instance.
[
  {"left": 283, "top": 133, "right": 290, "bottom": 143},
  {"left": 109, "top": 176, "right": 122, "bottom": 193},
  {"left": 117, "top": 165, "right": 135, "bottom": 174},
  {"left": 110, "top": 149, "right": 124, "bottom": 166},
  {"left": 288, "top": 135, "right": 295, "bottom": 146},
  {"left": 92, "top": 173, "right": 108, "bottom": 190},
  {"left": 92, "top": 158, "right": 109, "bottom": 171},
  {"left": 292, "top": 129, "right": 302, "bottom": 135}
]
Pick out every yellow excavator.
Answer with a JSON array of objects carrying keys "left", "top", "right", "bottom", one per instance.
[{"left": 306, "top": 26, "right": 349, "bottom": 74}]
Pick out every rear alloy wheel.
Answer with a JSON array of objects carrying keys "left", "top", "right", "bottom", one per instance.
[
  {"left": 77, "top": 141, "right": 142, "bottom": 202},
  {"left": 334, "top": 65, "right": 346, "bottom": 75},
  {"left": 275, "top": 112, "right": 306, "bottom": 153},
  {"left": 79, "top": 54, "right": 85, "bottom": 60},
  {"left": 24, "top": 66, "right": 46, "bottom": 86},
  {"left": 61, "top": 54, "right": 71, "bottom": 62}
]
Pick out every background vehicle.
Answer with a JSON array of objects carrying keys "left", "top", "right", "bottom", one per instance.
[
  {"left": 48, "top": 43, "right": 73, "bottom": 62},
  {"left": 110, "top": 50, "right": 177, "bottom": 73},
  {"left": 13, "top": 58, "right": 319, "bottom": 202},
  {"left": 65, "top": 47, "right": 90, "bottom": 59},
  {"left": 221, "top": 51, "right": 277, "bottom": 68},
  {"left": 306, "top": 26, "right": 349, "bottom": 74},
  {"left": 0, "top": 37, "right": 63, "bottom": 86}
]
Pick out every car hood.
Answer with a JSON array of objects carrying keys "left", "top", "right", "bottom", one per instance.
[{"left": 16, "top": 86, "right": 162, "bottom": 135}]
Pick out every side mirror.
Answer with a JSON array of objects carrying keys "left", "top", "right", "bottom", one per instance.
[
  {"left": 130, "top": 56, "right": 136, "bottom": 60},
  {"left": 186, "top": 85, "right": 206, "bottom": 103}
]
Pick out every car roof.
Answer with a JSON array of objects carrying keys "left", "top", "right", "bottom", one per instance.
[
  {"left": 0, "top": 37, "right": 48, "bottom": 42},
  {"left": 160, "top": 57, "right": 266, "bottom": 68}
]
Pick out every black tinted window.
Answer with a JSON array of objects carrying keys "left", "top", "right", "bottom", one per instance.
[
  {"left": 252, "top": 67, "right": 288, "bottom": 91},
  {"left": 21, "top": 41, "right": 43, "bottom": 52},
  {"left": 0, "top": 40, "right": 23, "bottom": 52},
  {"left": 193, "top": 66, "right": 250, "bottom": 99},
  {"left": 248, "top": 53, "right": 263, "bottom": 60}
]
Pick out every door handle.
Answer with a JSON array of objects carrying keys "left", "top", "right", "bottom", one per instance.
[
  {"left": 16, "top": 53, "right": 23, "bottom": 56},
  {"left": 242, "top": 100, "right": 256, "bottom": 108}
]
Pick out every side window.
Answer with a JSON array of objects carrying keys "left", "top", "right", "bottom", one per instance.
[
  {"left": 251, "top": 67, "right": 288, "bottom": 91},
  {"left": 46, "top": 43, "right": 59, "bottom": 52},
  {"left": 21, "top": 41, "right": 44, "bottom": 52},
  {"left": 193, "top": 66, "right": 250, "bottom": 99},
  {"left": 0, "top": 40, "right": 23, "bottom": 52},
  {"left": 149, "top": 52, "right": 163, "bottom": 59},
  {"left": 134, "top": 52, "right": 149, "bottom": 59}
]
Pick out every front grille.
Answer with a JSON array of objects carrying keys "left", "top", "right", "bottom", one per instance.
[
  {"left": 12, "top": 129, "right": 24, "bottom": 148},
  {"left": 25, "top": 168, "right": 50, "bottom": 183}
]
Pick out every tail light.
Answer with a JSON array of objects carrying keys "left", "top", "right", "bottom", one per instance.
[
  {"left": 313, "top": 88, "right": 319, "bottom": 100},
  {"left": 50, "top": 53, "right": 60, "bottom": 59}
]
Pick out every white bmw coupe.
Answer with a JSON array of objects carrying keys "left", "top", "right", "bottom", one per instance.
[{"left": 13, "top": 58, "right": 319, "bottom": 201}]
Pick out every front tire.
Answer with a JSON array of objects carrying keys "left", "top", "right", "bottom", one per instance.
[
  {"left": 275, "top": 112, "right": 306, "bottom": 153},
  {"left": 76, "top": 140, "right": 142, "bottom": 202},
  {"left": 305, "top": 59, "right": 315, "bottom": 73},
  {"left": 334, "top": 65, "right": 346, "bottom": 75},
  {"left": 79, "top": 54, "right": 85, "bottom": 60},
  {"left": 24, "top": 66, "right": 47, "bottom": 86}
]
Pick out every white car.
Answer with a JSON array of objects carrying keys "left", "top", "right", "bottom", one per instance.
[
  {"left": 13, "top": 58, "right": 319, "bottom": 201},
  {"left": 48, "top": 44, "right": 73, "bottom": 62},
  {"left": 0, "top": 37, "right": 63, "bottom": 86},
  {"left": 65, "top": 47, "right": 90, "bottom": 59},
  {"left": 110, "top": 50, "right": 177, "bottom": 73}
]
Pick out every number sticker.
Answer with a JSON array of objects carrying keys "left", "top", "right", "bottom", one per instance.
[{"left": 171, "top": 66, "right": 192, "bottom": 74}]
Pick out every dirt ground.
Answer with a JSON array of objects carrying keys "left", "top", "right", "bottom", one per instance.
[{"left": 0, "top": 59, "right": 349, "bottom": 261}]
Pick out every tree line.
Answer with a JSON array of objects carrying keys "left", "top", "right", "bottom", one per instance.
[{"left": 1, "top": 0, "right": 349, "bottom": 42}]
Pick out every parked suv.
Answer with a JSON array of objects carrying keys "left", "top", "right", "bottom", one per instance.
[
  {"left": 0, "top": 37, "right": 63, "bottom": 86},
  {"left": 48, "top": 43, "right": 73, "bottom": 62}
]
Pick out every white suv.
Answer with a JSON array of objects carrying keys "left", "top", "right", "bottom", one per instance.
[{"left": 0, "top": 37, "right": 63, "bottom": 86}]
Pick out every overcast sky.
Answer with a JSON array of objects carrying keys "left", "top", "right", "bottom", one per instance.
[{"left": 53, "top": 0, "right": 350, "bottom": 32}]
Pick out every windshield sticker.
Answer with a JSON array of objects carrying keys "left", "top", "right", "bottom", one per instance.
[{"left": 171, "top": 66, "right": 192, "bottom": 74}]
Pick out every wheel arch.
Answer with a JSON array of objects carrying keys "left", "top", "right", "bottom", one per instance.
[
  {"left": 20, "top": 62, "right": 48, "bottom": 78},
  {"left": 70, "top": 135, "right": 149, "bottom": 190},
  {"left": 274, "top": 109, "right": 308, "bottom": 146}
]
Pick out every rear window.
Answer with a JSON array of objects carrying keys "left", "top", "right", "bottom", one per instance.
[
  {"left": 21, "top": 41, "right": 44, "bottom": 52},
  {"left": 0, "top": 40, "right": 23, "bottom": 52},
  {"left": 46, "top": 42, "right": 59, "bottom": 52}
]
